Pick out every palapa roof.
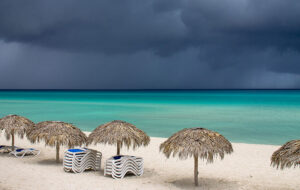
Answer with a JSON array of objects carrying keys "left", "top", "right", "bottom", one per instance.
[
  {"left": 0, "top": 114, "right": 35, "bottom": 140},
  {"left": 160, "top": 128, "right": 233, "bottom": 162},
  {"left": 271, "top": 140, "right": 300, "bottom": 169},
  {"left": 88, "top": 120, "right": 150, "bottom": 149},
  {"left": 27, "top": 121, "right": 87, "bottom": 147}
]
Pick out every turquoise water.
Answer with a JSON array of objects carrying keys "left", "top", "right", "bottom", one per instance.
[{"left": 0, "top": 90, "right": 299, "bottom": 145}]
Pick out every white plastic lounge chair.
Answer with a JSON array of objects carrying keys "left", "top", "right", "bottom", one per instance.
[
  {"left": 9, "top": 148, "right": 40, "bottom": 158},
  {"left": 0, "top": 145, "right": 19, "bottom": 153},
  {"left": 64, "top": 148, "right": 101, "bottom": 173},
  {"left": 63, "top": 148, "right": 102, "bottom": 173},
  {"left": 104, "top": 155, "right": 144, "bottom": 179}
]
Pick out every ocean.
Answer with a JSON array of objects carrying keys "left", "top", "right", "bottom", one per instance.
[{"left": 0, "top": 90, "right": 299, "bottom": 145}]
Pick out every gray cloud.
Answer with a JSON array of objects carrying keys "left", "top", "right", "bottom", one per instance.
[{"left": 0, "top": 0, "right": 299, "bottom": 89}]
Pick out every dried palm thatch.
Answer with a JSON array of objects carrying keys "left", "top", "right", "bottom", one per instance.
[
  {"left": 88, "top": 120, "right": 150, "bottom": 155},
  {"left": 271, "top": 140, "right": 300, "bottom": 169},
  {"left": 0, "top": 114, "right": 35, "bottom": 150},
  {"left": 27, "top": 121, "right": 87, "bottom": 163},
  {"left": 160, "top": 127, "right": 233, "bottom": 186}
]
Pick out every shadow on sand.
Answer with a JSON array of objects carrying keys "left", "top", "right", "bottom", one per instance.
[
  {"left": 170, "top": 177, "right": 239, "bottom": 190},
  {"left": 0, "top": 152, "right": 12, "bottom": 157},
  {"left": 140, "top": 168, "right": 159, "bottom": 178},
  {"left": 36, "top": 159, "right": 63, "bottom": 166}
]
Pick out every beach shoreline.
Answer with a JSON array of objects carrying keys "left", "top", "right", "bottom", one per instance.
[{"left": 1, "top": 133, "right": 299, "bottom": 190}]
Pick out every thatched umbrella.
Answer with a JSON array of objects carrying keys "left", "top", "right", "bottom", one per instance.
[
  {"left": 88, "top": 120, "right": 150, "bottom": 155},
  {"left": 271, "top": 140, "right": 300, "bottom": 169},
  {"left": 0, "top": 114, "right": 35, "bottom": 151},
  {"left": 160, "top": 127, "right": 233, "bottom": 186},
  {"left": 27, "top": 121, "right": 87, "bottom": 163}
]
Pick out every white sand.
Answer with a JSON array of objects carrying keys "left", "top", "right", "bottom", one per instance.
[{"left": 0, "top": 134, "right": 299, "bottom": 190}]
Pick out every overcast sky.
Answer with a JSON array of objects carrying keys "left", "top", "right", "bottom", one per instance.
[{"left": 0, "top": 0, "right": 300, "bottom": 89}]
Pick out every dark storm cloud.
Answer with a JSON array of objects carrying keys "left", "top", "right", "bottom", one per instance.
[
  {"left": 0, "top": 0, "right": 187, "bottom": 55},
  {"left": 179, "top": 0, "right": 300, "bottom": 72},
  {"left": 0, "top": 0, "right": 300, "bottom": 89},
  {"left": 1, "top": 0, "right": 298, "bottom": 55}
]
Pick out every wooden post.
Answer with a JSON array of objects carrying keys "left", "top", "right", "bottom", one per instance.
[
  {"left": 117, "top": 141, "right": 121, "bottom": 155},
  {"left": 56, "top": 143, "right": 60, "bottom": 163},
  {"left": 194, "top": 154, "right": 199, "bottom": 186},
  {"left": 11, "top": 133, "right": 15, "bottom": 151}
]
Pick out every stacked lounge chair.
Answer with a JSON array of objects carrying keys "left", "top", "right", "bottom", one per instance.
[
  {"left": 104, "top": 155, "right": 143, "bottom": 179},
  {"left": 9, "top": 148, "right": 40, "bottom": 158},
  {"left": 63, "top": 148, "right": 102, "bottom": 173}
]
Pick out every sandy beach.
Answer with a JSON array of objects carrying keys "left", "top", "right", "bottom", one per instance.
[{"left": 0, "top": 133, "right": 299, "bottom": 190}]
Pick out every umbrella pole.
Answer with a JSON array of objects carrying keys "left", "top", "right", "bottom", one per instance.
[
  {"left": 56, "top": 143, "right": 60, "bottom": 163},
  {"left": 194, "top": 154, "right": 199, "bottom": 186},
  {"left": 117, "top": 141, "right": 120, "bottom": 155},
  {"left": 11, "top": 133, "right": 15, "bottom": 151}
]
